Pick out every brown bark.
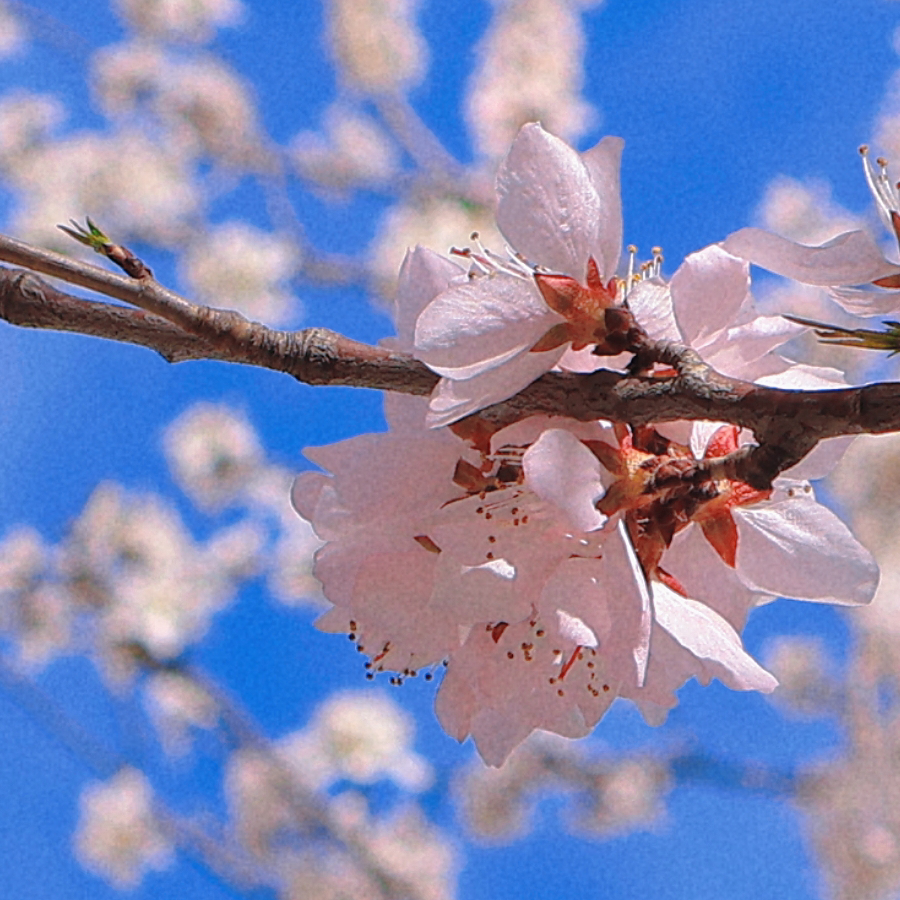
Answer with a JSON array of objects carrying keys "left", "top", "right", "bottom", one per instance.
[{"left": 1, "top": 232, "right": 899, "bottom": 490}]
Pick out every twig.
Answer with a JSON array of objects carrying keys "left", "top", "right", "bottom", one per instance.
[{"left": 3, "top": 233, "right": 900, "bottom": 490}]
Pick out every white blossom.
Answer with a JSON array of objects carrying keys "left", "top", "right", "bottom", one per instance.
[
  {"left": 164, "top": 403, "right": 265, "bottom": 510},
  {"left": 112, "top": 0, "right": 244, "bottom": 43},
  {"left": 75, "top": 768, "right": 173, "bottom": 889},
  {"left": 180, "top": 222, "right": 302, "bottom": 325},
  {"left": 279, "top": 691, "right": 432, "bottom": 792},
  {"left": 466, "top": 0, "right": 596, "bottom": 158},
  {"left": 327, "top": 0, "right": 428, "bottom": 92}
]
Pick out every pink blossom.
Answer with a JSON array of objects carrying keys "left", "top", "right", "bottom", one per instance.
[
  {"left": 678, "top": 425, "right": 878, "bottom": 607},
  {"left": 627, "top": 243, "right": 805, "bottom": 384},
  {"left": 721, "top": 148, "right": 900, "bottom": 315},
  {"left": 414, "top": 123, "right": 624, "bottom": 426}
]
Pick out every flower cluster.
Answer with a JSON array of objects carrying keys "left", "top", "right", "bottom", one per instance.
[{"left": 294, "top": 124, "right": 878, "bottom": 765}]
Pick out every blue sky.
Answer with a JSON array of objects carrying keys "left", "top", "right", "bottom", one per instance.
[{"left": 0, "top": 1, "right": 897, "bottom": 898}]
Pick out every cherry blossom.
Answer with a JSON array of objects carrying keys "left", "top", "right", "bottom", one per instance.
[
  {"left": 627, "top": 242, "right": 806, "bottom": 384},
  {"left": 414, "top": 122, "right": 625, "bottom": 426},
  {"left": 722, "top": 147, "right": 900, "bottom": 315}
]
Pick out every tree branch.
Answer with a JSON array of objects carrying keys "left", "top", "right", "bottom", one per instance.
[{"left": 2, "top": 231, "right": 900, "bottom": 490}]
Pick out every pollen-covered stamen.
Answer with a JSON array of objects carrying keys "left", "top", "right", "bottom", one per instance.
[
  {"left": 625, "top": 244, "right": 638, "bottom": 297},
  {"left": 860, "top": 145, "right": 900, "bottom": 250},
  {"left": 450, "top": 231, "right": 538, "bottom": 281}
]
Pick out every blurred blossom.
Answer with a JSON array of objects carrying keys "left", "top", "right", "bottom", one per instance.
[
  {"left": 226, "top": 746, "right": 312, "bottom": 857},
  {"left": 466, "top": 0, "right": 595, "bottom": 158},
  {"left": 63, "top": 483, "right": 241, "bottom": 672},
  {"left": 279, "top": 849, "right": 383, "bottom": 900},
  {"left": 0, "top": 2, "right": 26, "bottom": 57},
  {"left": 327, "top": 0, "right": 428, "bottom": 93},
  {"left": 144, "top": 670, "right": 219, "bottom": 754},
  {"left": 278, "top": 806, "right": 454, "bottom": 900},
  {"left": 577, "top": 758, "right": 669, "bottom": 837},
  {"left": 0, "top": 527, "right": 44, "bottom": 596},
  {"left": 75, "top": 767, "right": 174, "bottom": 889},
  {"left": 755, "top": 175, "right": 861, "bottom": 246},
  {"left": 461, "top": 736, "right": 558, "bottom": 840},
  {"left": 0, "top": 92, "right": 65, "bottom": 167},
  {"left": 461, "top": 734, "right": 667, "bottom": 841},
  {"left": 206, "top": 520, "right": 266, "bottom": 579},
  {"left": 800, "top": 752, "right": 900, "bottom": 900},
  {"left": 7, "top": 128, "right": 198, "bottom": 248},
  {"left": 280, "top": 691, "right": 432, "bottom": 791},
  {"left": 370, "top": 196, "right": 499, "bottom": 297},
  {"left": 364, "top": 808, "right": 455, "bottom": 900},
  {"left": 830, "top": 433, "right": 900, "bottom": 560},
  {"left": 93, "top": 46, "right": 265, "bottom": 166},
  {"left": 112, "top": 0, "right": 244, "bottom": 43},
  {"left": 180, "top": 221, "right": 303, "bottom": 325},
  {"left": 90, "top": 41, "right": 168, "bottom": 116},
  {"left": 164, "top": 403, "right": 265, "bottom": 510},
  {"left": 291, "top": 103, "right": 400, "bottom": 194},
  {"left": 0, "top": 527, "right": 71, "bottom": 666},
  {"left": 240, "top": 466, "right": 325, "bottom": 605},
  {"left": 763, "top": 635, "right": 836, "bottom": 717}
]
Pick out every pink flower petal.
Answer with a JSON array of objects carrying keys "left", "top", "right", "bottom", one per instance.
[
  {"left": 523, "top": 428, "right": 606, "bottom": 532},
  {"left": 414, "top": 273, "right": 563, "bottom": 379},
  {"left": 670, "top": 245, "right": 750, "bottom": 347},
  {"left": 735, "top": 486, "right": 879, "bottom": 605},
  {"left": 828, "top": 285, "right": 900, "bottom": 316},
  {"left": 627, "top": 278, "right": 681, "bottom": 342},
  {"left": 496, "top": 123, "right": 622, "bottom": 279},
  {"left": 704, "top": 315, "right": 804, "bottom": 378},
  {"left": 722, "top": 227, "right": 900, "bottom": 286},
  {"left": 425, "top": 348, "right": 564, "bottom": 427},
  {"left": 651, "top": 581, "right": 778, "bottom": 692},
  {"left": 580, "top": 135, "right": 625, "bottom": 279},
  {"left": 393, "top": 246, "right": 464, "bottom": 349}
]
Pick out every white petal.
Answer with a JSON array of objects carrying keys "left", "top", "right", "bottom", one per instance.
[
  {"left": 627, "top": 278, "right": 681, "bottom": 342},
  {"left": 425, "top": 348, "right": 564, "bottom": 426},
  {"left": 651, "top": 581, "right": 778, "bottom": 692},
  {"left": 722, "top": 227, "right": 900, "bottom": 286},
  {"left": 580, "top": 134, "right": 625, "bottom": 279},
  {"left": 755, "top": 363, "right": 846, "bottom": 390},
  {"left": 734, "top": 493, "right": 879, "bottom": 605},
  {"left": 496, "top": 123, "right": 621, "bottom": 278},
  {"left": 415, "top": 273, "right": 563, "bottom": 379},
  {"left": 704, "top": 315, "right": 803, "bottom": 378},
  {"left": 523, "top": 428, "right": 606, "bottom": 532},
  {"left": 670, "top": 245, "right": 750, "bottom": 347},
  {"left": 829, "top": 285, "right": 900, "bottom": 316},
  {"left": 784, "top": 435, "right": 854, "bottom": 481},
  {"left": 556, "top": 609, "right": 599, "bottom": 648},
  {"left": 393, "top": 246, "right": 464, "bottom": 349}
]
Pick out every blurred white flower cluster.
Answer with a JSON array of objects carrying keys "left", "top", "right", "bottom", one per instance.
[
  {"left": 75, "top": 767, "right": 174, "bottom": 889},
  {"left": 0, "top": 403, "right": 321, "bottom": 686},
  {"left": 179, "top": 222, "right": 302, "bottom": 325},
  {"left": 327, "top": 0, "right": 427, "bottom": 93},
  {"left": 112, "top": 0, "right": 244, "bottom": 44},
  {"left": 461, "top": 733, "right": 669, "bottom": 841},
  {"left": 225, "top": 690, "right": 452, "bottom": 899},
  {"left": 466, "top": 0, "right": 599, "bottom": 159}
]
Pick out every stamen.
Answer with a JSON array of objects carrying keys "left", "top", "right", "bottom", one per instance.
[
  {"left": 861, "top": 146, "right": 900, "bottom": 229},
  {"left": 450, "top": 232, "right": 538, "bottom": 281}
]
